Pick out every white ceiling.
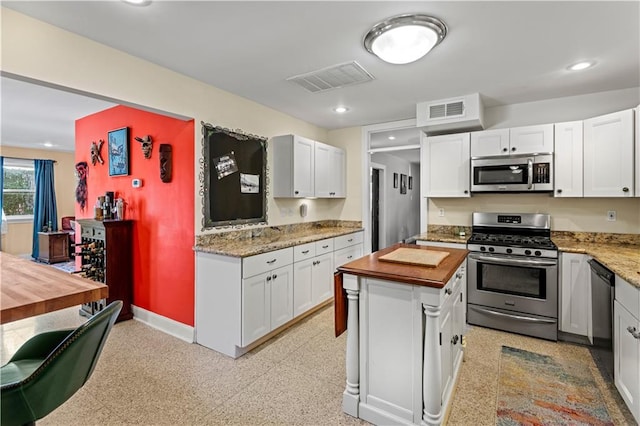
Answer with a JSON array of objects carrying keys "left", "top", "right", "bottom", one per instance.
[{"left": 2, "top": 1, "right": 639, "bottom": 153}]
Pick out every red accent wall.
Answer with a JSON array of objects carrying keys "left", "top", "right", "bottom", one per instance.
[{"left": 75, "top": 105, "right": 195, "bottom": 326}]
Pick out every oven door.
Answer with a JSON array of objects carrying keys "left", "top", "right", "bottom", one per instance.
[{"left": 467, "top": 252, "right": 558, "bottom": 318}]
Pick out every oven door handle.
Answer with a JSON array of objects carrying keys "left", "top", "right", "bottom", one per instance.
[
  {"left": 468, "top": 253, "right": 557, "bottom": 267},
  {"left": 470, "top": 306, "right": 557, "bottom": 324},
  {"left": 527, "top": 158, "right": 534, "bottom": 189}
]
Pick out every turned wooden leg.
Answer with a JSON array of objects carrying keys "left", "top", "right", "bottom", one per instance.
[{"left": 422, "top": 304, "right": 442, "bottom": 426}]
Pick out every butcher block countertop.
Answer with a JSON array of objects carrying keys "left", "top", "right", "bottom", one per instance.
[
  {"left": 1, "top": 252, "right": 108, "bottom": 324},
  {"left": 337, "top": 243, "right": 468, "bottom": 288}
]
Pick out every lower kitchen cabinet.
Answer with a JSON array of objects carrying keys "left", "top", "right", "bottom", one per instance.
[
  {"left": 559, "top": 253, "right": 591, "bottom": 339},
  {"left": 614, "top": 276, "right": 640, "bottom": 423},
  {"left": 293, "top": 252, "right": 333, "bottom": 317}
]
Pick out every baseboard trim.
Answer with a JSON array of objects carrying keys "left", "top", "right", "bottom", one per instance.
[{"left": 131, "top": 305, "right": 194, "bottom": 343}]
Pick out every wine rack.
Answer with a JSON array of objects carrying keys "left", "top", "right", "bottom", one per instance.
[{"left": 75, "top": 219, "right": 133, "bottom": 322}]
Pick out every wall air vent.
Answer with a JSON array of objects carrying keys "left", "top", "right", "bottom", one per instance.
[
  {"left": 417, "top": 93, "right": 485, "bottom": 135},
  {"left": 286, "top": 61, "right": 375, "bottom": 93}
]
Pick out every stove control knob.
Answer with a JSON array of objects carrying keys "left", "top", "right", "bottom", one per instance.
[
  {"left": 506, "top": 248, "right": 512, "bottom": 254},
  {"left": 488, "top": 247, "right": 495, "bottom": 252},
  {"left": 524, "top": 250, "right": 532, "bottom": 255},
  {"left": 480, "top": 246, "right": 486, "bottom": 252},
  {"left": 535, "top": 250, "right": 542, "bottom": 256}
]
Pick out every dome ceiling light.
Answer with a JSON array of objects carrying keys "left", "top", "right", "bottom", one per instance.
[{"left": 364, "top": 14, "right": 447, "bottom": 65}]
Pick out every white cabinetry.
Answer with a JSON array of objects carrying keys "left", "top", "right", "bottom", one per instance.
[
  {"left": 614, "top": 276, "right": 640, "bottom": 423},
  {"left": 583, "top": 109, "right": 635, "bottom": 197},
  {"left": 636, "top": 105, "right": 639, "bottom": 197},
  {"left": 272, "top": 134, "right": 345, "bottom": 198},
  {"left": 195, "top": 231, "right": 363, "bottom": 358},
  {"left": 315, "top": 142, "right": 346, "bottom": 197},
  {"left": 554, "top": 121, "right": 583, "bottom": 197},
  {"left": 423, "top": 132, "right": 470, "bottom": 197},
  {"left": 471, "top": 124, "right": 553, "bottom": 157},
  {"left": 559, "top": 253, "right": 591, "bottom": 338}
]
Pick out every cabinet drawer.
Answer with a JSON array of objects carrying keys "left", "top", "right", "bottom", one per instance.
[
  {"left": 334, "top": 244, "right": 363, "bottom": 269},
  {"left": 93, "top": 228, "right": 106, "bottom": 241},
  {"left": 616, "top": 275, "right": 640, "bottom": 319},
  {"left": 243, "top": 247, "right": 293, "bottom": 279},
  {"left": 334, "top": 231, "right": 363, "bottom": 251},
  {"left": 81, "top": 227, "right": 94, "bottom": 238},
  {"left": 315, "top": 238, "right": 334, "bottom": 255},
  {"left": 294, "top": 243, "right": 316, "bottom": 262}
]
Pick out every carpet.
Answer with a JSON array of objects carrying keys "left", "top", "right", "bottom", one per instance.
[
  {"left": 496, "top": 346, "right": 614, "bottom": 426},
  {"left": 49, "top": 260, "right": 77, "bottom": 273}
]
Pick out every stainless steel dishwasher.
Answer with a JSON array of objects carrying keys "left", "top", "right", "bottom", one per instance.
[{"left": 588, "top": 259, "right": 615, "bottom": 380}]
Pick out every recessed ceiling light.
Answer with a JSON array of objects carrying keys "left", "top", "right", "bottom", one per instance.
[
  {"left": 364, "top": 14, "right": 447, "bottom": 65},
  {"left": 43, "top": 142, "right": 53, "bottom": 148},
  {"left": 334, "top": 106, "right": 349, "bottom": 113},
  {"left": 388, "top": 136, "right": 396, "bottom": 140},
  {"left": 121, "top": 0, "right": 151, "bottom": 6},
  {"left": 568, "top": 61, "right": 595, "bottom": 71}
]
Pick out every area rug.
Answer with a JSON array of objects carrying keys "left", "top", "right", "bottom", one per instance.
[
  {"left": 496, "top": 346, "right": 614, "bottom": 426},
  {"left": 48, "top": 260, "right": 77, "bottom": 273}
]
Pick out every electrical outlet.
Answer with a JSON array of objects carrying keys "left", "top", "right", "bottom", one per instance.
[
  {"left": 438, "top": 208, "right": 445, "bottom": 217},
  {"left": 607, "top": 211, "right": 616, "bottom": 221}
]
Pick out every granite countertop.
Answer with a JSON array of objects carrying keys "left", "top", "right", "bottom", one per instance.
[
  {"left": 194, "top": 226, "right": 363, "bottom": 257},
  {"left": 415, "top": 227, "right": 640, "bottom": 289}
]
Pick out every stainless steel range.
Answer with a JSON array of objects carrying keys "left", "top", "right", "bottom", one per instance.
[{"left": 467, "top": 212, "right": 558, "bottom": 341}]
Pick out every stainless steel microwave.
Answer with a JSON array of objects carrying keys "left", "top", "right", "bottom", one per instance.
[{"left": 471, "top": 154, "right": 553, "bottom": 193}]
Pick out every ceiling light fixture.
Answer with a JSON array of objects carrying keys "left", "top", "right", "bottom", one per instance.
[
  {"left": 43, "top": 142, "right": 53, "bottom": 148},
  {"left": 364, "top": 14, "right": 447, "bottom": 65},
  {"left": 121, "top": 0, "right": 151, "bottom": 6},
  {"left": 334, "top": 106, "right": 349, "bottom": 113},
  {"left": 388, "top": 136, "right": 396, "bottom": 140},
  {"left": 568, "top": 61, "right": 595, "bottom": 71}
]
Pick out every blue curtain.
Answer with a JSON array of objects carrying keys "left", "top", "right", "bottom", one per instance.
[{"left": 32, "top": 159, "right": 58, "bottom": 259}]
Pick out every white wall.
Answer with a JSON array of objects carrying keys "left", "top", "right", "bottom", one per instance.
[
  {"left": 371, "top": 153, "right": 420, "bottom": 246},
  {"left": 0, "top": 7, "right": 350, "bottom": 234}
]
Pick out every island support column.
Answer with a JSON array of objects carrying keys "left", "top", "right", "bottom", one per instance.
[
  {"left": 342, "top": 274, "right": 360, "bottom": 417},
  {"left": 422, "top": 304, "right": 442, "bottom": 426}
]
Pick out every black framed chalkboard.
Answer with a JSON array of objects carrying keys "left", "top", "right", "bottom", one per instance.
[{"left": 201, "top": 122, "right": 267, "bottom": 229}]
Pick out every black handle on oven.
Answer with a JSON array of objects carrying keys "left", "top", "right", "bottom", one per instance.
[{"left": 468, "top": 253, "right": 557, "bottom": 267}]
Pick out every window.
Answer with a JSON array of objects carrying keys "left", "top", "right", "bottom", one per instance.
[{"left": 2, "top": 158, "right": 35, "bottom": 220}]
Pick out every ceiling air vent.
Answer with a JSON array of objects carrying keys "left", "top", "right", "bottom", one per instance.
[
  {"left": 287, "top": 61, "right": 374, "bottom": 93},
  {"left": 417, "top": 93, "right": 485, "bottom": 135}
]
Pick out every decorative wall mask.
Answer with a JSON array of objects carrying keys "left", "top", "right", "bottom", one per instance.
[
  {"left": 159, "top": 144, "right": 172, "bottom": 183},
  {"left": 90, "top": 139, "right": 104, "bottom": 166},
  {"left": 75, "top": 161, "right": 89, "bottom": 211},
  {"left": 135, "top": 135, "right": 153, "bottom": 159}
]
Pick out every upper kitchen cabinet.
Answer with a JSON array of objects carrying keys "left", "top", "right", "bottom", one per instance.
[
  {"left": 583, "top": 109, "right": 634, "bottom": 197},
  {"left": 314, "top": 141, "right": 346, "bottom": 198},
  {"left": 636, "top": 105, "right": 640, "bottom": 197},
  {"left": 272, "top": 134, "right": 315, "bottom": 198},
  {"left": 423, "top": 132, "right": 470, "bottom": 197},
  {"left": 554, "top": 121, "right": 583, "bottom": 197},
  {"left": 470, "top": 128, "right": 509, "bottom": 157},
  {"left": 470, "top": 124, "right": 553, "bottom": 157}
]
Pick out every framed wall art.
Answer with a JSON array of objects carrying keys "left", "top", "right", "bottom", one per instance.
[
  {"left": 393, "top": 173, "right": 398, "bottom": 188},
  {"left": 408, "top": 176, "right": 413, "bottom": 190},
  {"left": 108, "top": 127, "right": 129, "bottom": 176},
  {"left": 400, "top": 174, "right": 407, "bottom": 194}
]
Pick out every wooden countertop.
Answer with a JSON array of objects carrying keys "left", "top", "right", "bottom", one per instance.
[
  {"left": 1, "top": 252, "right": 108, "bottom": 324},
  {"left": 337, "top": 243, "right": 469, "bottom": 288}
]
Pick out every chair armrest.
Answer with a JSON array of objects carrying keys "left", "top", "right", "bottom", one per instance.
[{"left": 7, "top": 329, "right": 74, "bottom": 363}]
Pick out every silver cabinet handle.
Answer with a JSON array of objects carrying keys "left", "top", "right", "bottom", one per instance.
[
  {"left": 622, "top": 187, "right": 630, "bottom": 193},
  {"left": 272, "top": 274, "right": 277, "bottom": 280},
  {"left": 456, "top": 272, "right": 463, "bottom": 279},
  {"left": 348, "top": 238, "right": 353, "bottom": 242},
  {"left": 302, "top": 250, "right": 309, "bottom": 254},
  {"left": 627, "top": 326, "right": 640, "bottom": 339},
  {"left": 266, "top": 259, "right": 277, "bottom": 264},
  {"left": 347, "top": 255, "right": 353, "bottom": 259},
  {"left": 322, "top": 245, "right": 329, "bottom": 249},
  {"left": 266, "top": 276, "right": 271, "bottom": 281},
  {"left": 445, "top": 288, "right": 453, "bottom": 295}
]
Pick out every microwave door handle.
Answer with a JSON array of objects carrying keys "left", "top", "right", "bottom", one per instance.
[
  {"left": 469, "top": 253, "right": 556, "bottom": 267},
  {"left": 527, "top": 158, "right": 533, "bottom": 189}
]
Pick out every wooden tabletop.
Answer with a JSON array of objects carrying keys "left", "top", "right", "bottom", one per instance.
[
  {"left": 1, "top": 252, "right": 108, "bottom": 324},
  {"left": 337, "top": 243, "right": 469, "bottom": 288}
]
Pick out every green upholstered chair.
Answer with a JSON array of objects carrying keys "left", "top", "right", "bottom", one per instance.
[{"left": 1, "top": 301, "right": 122, "bottom": 426}]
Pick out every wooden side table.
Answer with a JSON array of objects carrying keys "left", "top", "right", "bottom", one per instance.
[{"left": 38, "top": 231, "right": 70, "bottom": 264}]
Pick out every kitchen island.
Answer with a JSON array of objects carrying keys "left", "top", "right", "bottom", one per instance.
[{"left": 337, "top": 243, "right": 468, "bottom": 426}]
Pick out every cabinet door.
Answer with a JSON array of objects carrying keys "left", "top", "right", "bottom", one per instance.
[
  {"left": 559, "top": 253, "right": 590, "bottom": 337},
  {"left": 451, "top": 285, "right": 464, "bottom": 370},
  {"left": 329, "top": 146, "right": 346, "bottom": 197},
  {"left": 470, "top": 128, "right": 509, "bottom": 157},
  {"left": 312, "top": 252, "right": 334, "bottom": 305},
  {"left": 509, "top": 124, "right": 554, "bottom": 155},
  {"left": 636, "top": 106, "right": 640, "bottom": 197},
  {"left": 439, "top": 300, "right": 454, "bottom": 403},
  {"left": 293, "top": 136, "right": 315, "bottom": 197},
  {"left": 614, "top": 300, "right": 640, "bottom": 422},
  {"left": 584, "top": 109, "right": 634, "bottom": 197},
  {"left": 242, "top": 272, "right": 271, "bottom": 346},
  {"left": 293, "top": 259, "right": 314, "bottom": 316},
  {"left": 270, "top": 265, "right": 293, "bottom": 330},
  {"left": 424, "top": 132, "right": 470, "bottom": 197},
  {"left": 554, "top": 121, "right": 583, "bottom": 197},
  {"left": 314, "top": 141, "right": 331, "bottom": 197}
]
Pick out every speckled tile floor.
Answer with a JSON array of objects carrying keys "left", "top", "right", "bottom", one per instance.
[{"left": 1, "top": 306, "right": 635, "bottom": 425}]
